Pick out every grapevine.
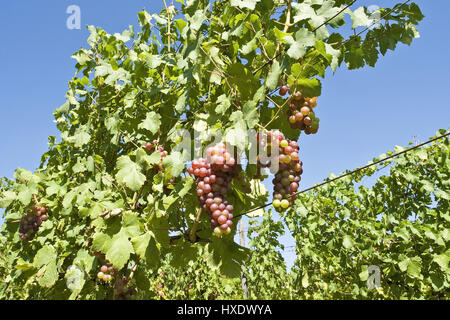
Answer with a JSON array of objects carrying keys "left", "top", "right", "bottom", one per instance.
[{"left": 0, "top": 0, "right": 426, "bottom": 300}]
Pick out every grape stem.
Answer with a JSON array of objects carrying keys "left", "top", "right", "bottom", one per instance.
[
  {"left": 189, "top": 208, "right": 203, "bottom": 243},
  {"left": 277, "top": 0, "right": 291, "bottom": 55},
  {"left": 131, "top": 191, "right": 140, "bottom": 210},
  {"left": 163, "top": 0, "right": 171, "bottom": 52},
  {"left": 263, "top": 94, "right": 290, "bottom": 129},
  {"left": 32, "top": 194, "right": 39, "bottom": 205},
  {"left": 129, "top": 263, "right": 138, "bottom": 280}
]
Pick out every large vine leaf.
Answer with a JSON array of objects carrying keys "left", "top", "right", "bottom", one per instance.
[
  {"left": 105, "top": 229, "right": 134, "bottom": 270},
  {"left": 115, "top": 156, "right": 146, "bottom": 191},
  {"left": 138, "top": 111, "right": 161, "bottom": 135}
]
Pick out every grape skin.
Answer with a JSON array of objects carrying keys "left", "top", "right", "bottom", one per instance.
[
  {"left": 19, "top": 204, "right": 49, "bottom": 242},
  {"left": 280, "top": 88, "right": 320, "bottom": 134},
  {"left": 257, "top": 131, "right": 303, "bottom": 211},
  {"left": 188, "top": 143, "right": 239, "bottom": 237}
]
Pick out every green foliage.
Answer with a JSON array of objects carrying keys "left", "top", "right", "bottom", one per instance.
[
  {"left": 0, "top": 0, "right": 425, "bottom": 299},
  {"left": 147, "top": 249, "right": 243, "bottom": 300},
  {"left": 127, "top": 132, "right": 449, "bottom": 300},
  {"left": 245, "top": 211, "right": 295, "bottom": 299},
  {"left": 285, "top": 131, "right": 450, "bottom": 299}
]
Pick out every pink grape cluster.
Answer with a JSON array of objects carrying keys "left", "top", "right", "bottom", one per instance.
[
  {"left": 145, "top": 140, "right": 168, "bottom": 171},
  {"left": 279, "top": 85, "right": 320, "bottom": 135},
  {"left": 257, "top": 130, "right": 303, "bottom": 211},
  {"left": 188, "top": 143, "right": 239, "bottom": 237},
  {"left": 94, "top": 252, "right": 116, "bottom": 283},
  {"left": 19, "top": 205, "right": 48, "bottom": 242},
  {"left": 287, "top": 94, "right": 319, "bottom": 135}
]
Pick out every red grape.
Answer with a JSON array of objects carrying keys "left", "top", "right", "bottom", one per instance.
[
  {"left": 279, "top": 85, "right": 288, "bottom": 96},
  {"left": 217, "top": 215, "right": 227, "bottom": 225}
]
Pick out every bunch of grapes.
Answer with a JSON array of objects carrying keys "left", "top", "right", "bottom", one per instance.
[
  {"left": 94, "top": 252, "right": 116, "bottom": 283},
  {"left": 188, "top": 142, "right": 239, "bottom": 237},
  {"left": 19, "top": 204, "right": 48, "bottom": 242},
  {"left": 279, "top": 85, "right": 320, "bottom": 135},
  {"left": 257, "top": 130, "right": 303, "bottom": 211},
  {"left": 114, "top": 275, "right": 137, "bottom": 300},
  {"left": 272, "top": 138, "right": 302, "bottom": 210},
  {"left": 155, "top": 282, "right": 165, "bottom": 298},
  {"left": 164, "top": 177, "right": 176, "bottom": 196},
  {"left": 145, "top": 140, "right": 168, "bottom": 171}
]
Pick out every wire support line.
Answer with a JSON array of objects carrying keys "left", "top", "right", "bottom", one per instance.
[
  {"left": 312, "top": 0, "right": 357, "bottom": 33},
  {"left": 234, "top": 131, "right": 450, "bottom": 219},
  {"left": 334, "top": 0, "right": 411, "bottom": 53},
  {"left": 239, "top": 161, "right": 393, "bottom": 235},
  {"left": 355, "top": 0, "right": 411, "bottom": 39}
]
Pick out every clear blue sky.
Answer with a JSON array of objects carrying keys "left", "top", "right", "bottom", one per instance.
[{"left": 1, "top": 1, "right": 449, "bottom": 269}]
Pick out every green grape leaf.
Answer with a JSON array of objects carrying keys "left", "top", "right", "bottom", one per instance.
[
  {"left": 285, "top": 29, "right": 316, "bottom": 60},
  {"left": 37, "top": 260, "right": 58, "bottom": 288},
  {"left": 230, "top": 0, "right": 261, "bottom": 10},
  {"left": 0, "top": 191, "right": 16, "bottom": 208},
  {"left": 139, "top": 111, "right": 161, "bottom": 134},
  {"left": 115, "top": 156, "right": 146, "bottom": 191},
  {"left": 215, "top": 94, "right": 231, "bottom": 115},
  {"left": 105, "top": 229, "right": 134, "bottom": 270},
  {"left": 131, "top": 232, "right": 160, "bottom": 267},
  {"left": 33, "top": 246, "right": 57, "bottom": 268},
  {"left": 266, "top": 60, "right": 281, "bottom": 91},
  {"left": 350, "top": 7, "right": 372, "bottom": 29},
  {"left": 162, "top": 151, "right": 185, "bottom": 177}
]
